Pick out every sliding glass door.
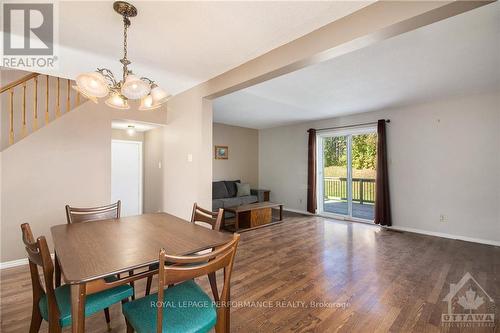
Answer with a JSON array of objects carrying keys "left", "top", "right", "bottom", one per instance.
[{"left": 317, "top": 128, "right": 377, "bottom": 221}]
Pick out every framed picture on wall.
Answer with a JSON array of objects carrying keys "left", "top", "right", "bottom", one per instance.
[{"left": 215, "top": 145, "right": 228, "bottom": 159}]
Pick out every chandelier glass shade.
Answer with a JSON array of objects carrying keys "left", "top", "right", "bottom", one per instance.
[
  {"left": 105, "top": 93, "right": 130, "bottom": 110},
  {"left": 75, "top": 72, "right": 109, "bottom": 98},
  {"left": 139, "top": 94, "right": 161, "bottom": 111},
  {"left": 75, "top": 1, "right": 170, "bottom": 110},
  {"left": 72, "top": 85, "right": 99, "bottom": 104}
]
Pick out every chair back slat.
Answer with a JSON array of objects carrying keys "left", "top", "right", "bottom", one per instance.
[
  {"left": 20, "top": 223, "right": 60, "bottom": 323},
  {"left": 22, "top": 224, "right": 43, "bottom": 266},
  {"left": 156, "top": 234, "right": 240, "bottom": 333},
  {"left": 66, "top": 200, "right": 121, "bottom": 224},
  {"left": 160, "top": 253, "right": 233, "bottom": 286},
  {"left": 191, "top": 202, "right": 223, "bottom": 231}
]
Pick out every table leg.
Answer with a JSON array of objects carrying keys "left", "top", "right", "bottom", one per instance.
[
  {"left": 279, "top": 205, "right": 283, "bottom": 221},
  {"left": 70, "top": 283, "right": 86, "bottom": 333},
  {"left": 54, "top": 252, "right": 61, "bottom": 287},
  {"left": 235, "top": 212, "right": 239, "bottom": 231}
]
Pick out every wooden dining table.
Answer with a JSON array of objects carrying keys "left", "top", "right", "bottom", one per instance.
[{"left": 51, "top": 212, "right": 234, "bottom": 333}]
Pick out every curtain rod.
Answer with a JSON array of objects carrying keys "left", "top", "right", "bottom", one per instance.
[{"left": 308, "top": 119, "right": 390, "bottom": 133}]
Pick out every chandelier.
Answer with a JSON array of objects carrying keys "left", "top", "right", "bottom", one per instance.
[{"left": 75, "top": 1, "right": 169, "bottom": 110}]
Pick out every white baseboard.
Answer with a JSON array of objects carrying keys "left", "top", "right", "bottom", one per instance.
[
  {"left": 0, "top": 258, "right": 29, "bottom": 269},
  {"left": 283, "top": 207, "right": 314, "bottom": 216},
  {"left": 285, "top": 208, "right": 500, "bottom": 247},
  {"left": 0, "top": 253, "right": 54, "bottom": 270},
  {"left": 386, "top": 226, "right": 500, "bottom": 247}
]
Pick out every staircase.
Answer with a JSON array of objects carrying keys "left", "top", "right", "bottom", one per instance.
[{"left": 0, "top": 71, "right": 88, "bottom": 150}]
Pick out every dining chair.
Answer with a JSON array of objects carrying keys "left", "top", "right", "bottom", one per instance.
[
  {"left": 65, "top": 200, "right": 121, "bottom": 224},
  {"left": 62, "top": 200, "right": 135, "bottom": 322},
  {"left": 123, "top": 233, "right": 240, "bottom": 333},
  {"left": 21, "top": 223, "right": 133, "bottom": 333},
  {"left": 145, "top": 203, "right": 224, "bottom": 298}
]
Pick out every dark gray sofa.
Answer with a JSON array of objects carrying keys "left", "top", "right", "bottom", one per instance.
[{"left": 212, "top": 180, "right": 266, "bottom": 212}]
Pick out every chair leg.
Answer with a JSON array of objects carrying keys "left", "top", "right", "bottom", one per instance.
[
  {"left": 128, "top": 270, "right": 135, "bottom": 300},
  {"left": 104, "top": 307, "right": 111, "bottom": 331},
  {"left": 48, "top": 317, "right": 62, "bottom": 333},
  {"left": 215, "top": 306, "right": 229, "bottom": 333},
  {"left": 145, "top": 276, "right": 152, "bottom": 296},
  {"left": 126, "top": 319, "right": 134, "bottom": 333},
  {"left": 208, "top": 272, "right": 219, "bottom": 302},
  {"left": 29, "top": 304, "right": 43, "bottom": 333}
]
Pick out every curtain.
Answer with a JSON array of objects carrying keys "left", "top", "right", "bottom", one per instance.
[
  {"left": 307, "top": 129, "right": 317, "bottom": 214},
  {"left": 374, "top": 119, "right": 392, "bottom": 226}
]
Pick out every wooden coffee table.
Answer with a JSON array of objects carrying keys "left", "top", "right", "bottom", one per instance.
[{"left": 224, "top": 202, "right": 283, "bottom": 232}]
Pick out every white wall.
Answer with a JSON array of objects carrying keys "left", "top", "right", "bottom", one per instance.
[
  {"left": 144, "top": 127, "right": 165, "bottom": 213},
  {"left": 213, "top": 123, "right": 259, "bottom": 187},
  {"left": 1, "top": 102, "right": 111, "bottom": 262},
  {"left": 259, "top": 91, "right": 500, "bottom": 243}
]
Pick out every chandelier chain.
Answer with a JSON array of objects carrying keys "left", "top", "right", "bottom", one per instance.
[
  {"left": 121, "top": 16, "right": 131, "bottom": 82},
  {"left": 123, "top": 17, "right": 128, "bottom": 63}
]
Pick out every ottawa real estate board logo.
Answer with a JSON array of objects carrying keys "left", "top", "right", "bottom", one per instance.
[
  {"left": 442, "top": 272, "right": 495, "bottom": 328},
  {"left": 1, "top": 1, "right": 58, "bottom": 69}
]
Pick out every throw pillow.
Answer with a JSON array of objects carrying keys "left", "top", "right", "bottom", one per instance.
[
  {"left": 213, "top": 181, "right": 229, "bottom": 199},
  {"left": 224, "top": 180, "right": 240, "bottom": 197},
  {"left": 236, "top": 183, "right": 251, "bottom": 197}
]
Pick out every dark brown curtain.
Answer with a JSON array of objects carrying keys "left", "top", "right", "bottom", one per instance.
[
  {"left": 374, "top": 119, "right": 391, "bottom": 226},
  {"left": 307, "top": 129, "right": 317, "bottom": 214}
]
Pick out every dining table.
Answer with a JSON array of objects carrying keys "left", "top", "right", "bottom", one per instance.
[{"left": 51, "top": 212, "right": 234, "bottom": 333}]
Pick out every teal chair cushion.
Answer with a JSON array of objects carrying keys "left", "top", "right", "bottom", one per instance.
[
  {"left": 122, "top": 280, "right": 217, "bottom": 333},
  {"left": 39, "top": 277, "right": 133, "bottom": 327}
]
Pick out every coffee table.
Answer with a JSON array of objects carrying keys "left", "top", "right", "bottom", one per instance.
[{"left": 224, "top": 202, "right": 283, "bottom": 231}]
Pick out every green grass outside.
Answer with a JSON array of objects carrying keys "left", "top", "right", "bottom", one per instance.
[{"left": 324, "top": 166, "right": 376, "bottom": 179}]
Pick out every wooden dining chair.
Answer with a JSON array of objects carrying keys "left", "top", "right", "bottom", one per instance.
[
  {"left": 123, "top": 233, "right": 240, "bottom": 333},
  {"left": 21, "top": 223, "right": 134, "bottom": 333},
  {"left": 65, "top": 200, "right": 121, "bottom": 224},
  {"left": 190, "top": 202, "right": 224, "bottom": 231},
  {"left": 62, "top": 200, "right": 135, "bottom": 322},
  {"left": 145, "top": 203, "right": 224, "bottom": 298}
]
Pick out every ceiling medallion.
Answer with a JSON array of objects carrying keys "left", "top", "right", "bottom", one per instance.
[{"left": 74, "top": 1, "right": 170, "bottom": 110}]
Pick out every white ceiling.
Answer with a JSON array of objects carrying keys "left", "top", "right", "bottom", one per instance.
[
  {"left": 111, "top": 119, "right": 160, "bottom": 132},
  {"left": 213, "top": 2, "right": 500, "bottom": 129},
  {"left": 17, "top": 1, "right": 372, "bottom": 95}
]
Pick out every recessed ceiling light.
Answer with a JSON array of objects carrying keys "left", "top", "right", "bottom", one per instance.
[{"left": 126, "top": 125, "right": 136, "bottom": 136}]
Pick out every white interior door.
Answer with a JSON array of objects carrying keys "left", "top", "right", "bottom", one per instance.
[{"left": 111, "top": 140, "right": 142, "bottom": 217}]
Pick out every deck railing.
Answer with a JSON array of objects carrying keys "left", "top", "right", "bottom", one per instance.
[{"left": 324, "top": 177, "right": 375, "bottom": 204}]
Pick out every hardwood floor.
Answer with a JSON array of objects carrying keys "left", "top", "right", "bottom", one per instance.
[{"left": 1, "top": 214, "right": 499, "bottom": 332}]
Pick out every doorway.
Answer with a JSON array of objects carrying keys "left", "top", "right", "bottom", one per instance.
[
  {"left": 317, "top": 127, "right": 377, "bottom": 222},
  {"left": 111, "top": 140, "right": 143, "bottom": 217}
]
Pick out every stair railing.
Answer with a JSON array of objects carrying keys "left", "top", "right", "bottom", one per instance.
[{"left": 0, "top": 73, "right": 83, "bottom": 146}]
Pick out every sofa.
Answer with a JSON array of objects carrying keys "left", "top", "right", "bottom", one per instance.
[{"left": 212, "top": 180, "right": 267, "bottom": 213}]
